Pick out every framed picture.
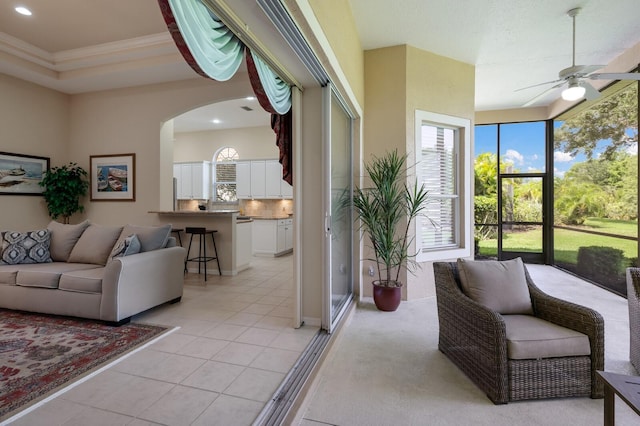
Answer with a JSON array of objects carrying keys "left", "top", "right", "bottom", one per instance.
[
  {"left": 90, "top": 153, "right": 136, "bottom": 201},
  {"left": 0, "top": 151, "right": 50, "bottom": 196}
]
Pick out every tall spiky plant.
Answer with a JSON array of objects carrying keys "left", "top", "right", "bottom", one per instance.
[{"left": 353, "top": 150, "right": 430, "bottom": 287}]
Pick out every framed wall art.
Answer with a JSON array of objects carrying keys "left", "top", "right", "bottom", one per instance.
[
  {"left": 0, "top": 151, "right": 50, "bottom": 196},
  {"left": 90, "top": 153, "right": 136, "bottom": 201}
]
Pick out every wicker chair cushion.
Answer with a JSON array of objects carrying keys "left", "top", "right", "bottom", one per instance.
[
  {"left": 457, "top": 258, "right": 533, "bottom": 314},
  {"left": 503, "top": 315, "right": 591, "bottom": 360}
]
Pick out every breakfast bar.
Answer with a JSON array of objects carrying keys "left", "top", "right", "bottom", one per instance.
[{"left": 149, "top": 210, "right": 252, "bottom": 275}]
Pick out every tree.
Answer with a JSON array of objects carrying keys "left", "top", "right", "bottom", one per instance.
[{"left": 554, "top": 84, "right": 637, "bottom": 160}]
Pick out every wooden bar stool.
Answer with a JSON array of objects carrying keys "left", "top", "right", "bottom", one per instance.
[{"left": 185, "top": 227, "right": 221, "bottom": 280}]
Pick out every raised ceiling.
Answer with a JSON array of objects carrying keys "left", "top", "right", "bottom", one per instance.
[{"left": 1, "top": 0, "right": 639, "bottom": 124}]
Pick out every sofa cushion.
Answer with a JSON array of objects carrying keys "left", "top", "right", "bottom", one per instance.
[
  {"left": 116, "top": 224, "right": 171, "bottom": 253},
  {"left": 457, "top": 257, "right": 533, "bottom": 315},
  {"left": 0, "top": 266, "right": 18, "bottom": 285},
  {"left": 68, "top": 224, "right": 123, "bottom": 265},
  {"left": 503, "top": 315, "right": 591, "bottom": 360},
  {"left": 110, "top": 234, "right": 141, "bottom": 259},
  {"left": 1, "top": 230, "right": 52, "bottom": 265},
  {"left": 47, "top": 220, "right": 90, "bottom": 261},
  {"left": 59, "top": 268, "right": 104, "bottom": 294},
  {"left": 15, "top": 263, "right": 99, "bottom": 289}
]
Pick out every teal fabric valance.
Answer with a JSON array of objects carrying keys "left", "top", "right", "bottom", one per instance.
[
  {"left": 249, "top": 50, "right": 291, "bottom": 115},
  {"left": 165, "top": 0, "right": 243, "bottom": 81}
]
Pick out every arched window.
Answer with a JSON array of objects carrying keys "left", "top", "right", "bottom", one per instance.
[{"left": 213, "top": 147, "right": 239, "bottom": 201}]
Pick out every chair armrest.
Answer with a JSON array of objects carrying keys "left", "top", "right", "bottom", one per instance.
[
  {"left": 525, "top": 267, "right": 605, "bottom": 398},
  {"left": 433, "top": 262, "right": 510, "bottom": 404}
]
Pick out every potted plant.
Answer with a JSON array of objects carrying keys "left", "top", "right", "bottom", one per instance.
[
  {"left": 353, "top": 149, "right": 430, "bottom": 311},
  {"left": 39, "top": 162, "right": 89, "bottom": 224}
]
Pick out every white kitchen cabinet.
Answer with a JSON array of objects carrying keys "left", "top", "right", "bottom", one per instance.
[
  {"left": 265, "top": 160, "right": 293, "bottom": 199},
  {"left": 236, "top": 159, "right": 292, "bottom": 200},
  {"left": 173, "top": 161, "right": 210, "bottom": 200},
  {"left": 236, "top": 160, "right": 266, "bottom": 199},
  {"left": 252, "top": 218, "right": 293, "bottom": 256},
  {"left": 235, "top": 220, "right": 252, "bottom": 272}
]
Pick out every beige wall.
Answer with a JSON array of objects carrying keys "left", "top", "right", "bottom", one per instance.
[
  {"left": 363, "top": 45, "right": 475, "bottom": 301},
  {"left": 174, "top": 126, "right": 278, "bottom": 163},
  {"left": 0, "top": 73, "right": 70, "bottom": 230}
]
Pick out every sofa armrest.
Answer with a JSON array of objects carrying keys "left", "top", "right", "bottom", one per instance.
[
  {"left": 524, "top": 267, "right": 605, "bottom": 398},
  {"left": 433, "top": 262, "right": 510, "bottom": 404},
  {"left": 100, "top": 246, "right": 186, "bottom": 322}
]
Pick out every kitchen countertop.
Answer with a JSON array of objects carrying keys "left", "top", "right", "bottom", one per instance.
[{"left": 149, "top": 210, "right": 239, "bottom": 215}]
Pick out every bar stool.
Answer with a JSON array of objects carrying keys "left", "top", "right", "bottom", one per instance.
[
  {"left": 171, "top": 228, "right": 183, "bottom": 246},
  {"left": 185, "top": 227, "right": 221, "bottom": 281}
]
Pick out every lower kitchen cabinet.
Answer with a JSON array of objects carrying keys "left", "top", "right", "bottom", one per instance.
[{"left": 252, "top": 218, "right": 293, "bottom": 256}]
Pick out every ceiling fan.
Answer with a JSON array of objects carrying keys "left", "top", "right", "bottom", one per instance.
[{"left": 518, "top": 7, "right": 640, "bottom": 107}]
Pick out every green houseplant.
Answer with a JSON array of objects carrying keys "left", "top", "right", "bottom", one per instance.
[
  {"left": 353, "top": 149, "right": 430, "bottom": 311},
  {"left": 39, "top": 162, "right": 89, "bottom": 224}
]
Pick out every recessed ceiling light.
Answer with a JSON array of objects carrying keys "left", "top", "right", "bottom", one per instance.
[
  {"left": 212, "top": 119, "right": 221, "bottom": 124},
  {"left": 245, "top": 96, "right": 255, "bottom": 101},
  {"left": 15, "top": 6, "right": 32, "bottom": 16}
]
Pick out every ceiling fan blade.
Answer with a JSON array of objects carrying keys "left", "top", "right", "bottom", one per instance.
[
  {"left": 515, "top": 78, "right": 563, "bottom": 92},
  {"left": 589, "top": 72, "right": 640, "bottom": 81},
  {"left": 582, "top": 81, "right": 601, "bottom": 100},
  {"left": 522, "top": 82, "right": 565, "bottom": 107}
]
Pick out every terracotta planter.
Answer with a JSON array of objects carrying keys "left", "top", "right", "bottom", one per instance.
[{"left": 372, "top": 280, "right": 402, "bottom": 312}]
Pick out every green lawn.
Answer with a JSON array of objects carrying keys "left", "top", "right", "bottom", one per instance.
[{"left": 477, "top": 218, "right": 638, "bottom": 265}]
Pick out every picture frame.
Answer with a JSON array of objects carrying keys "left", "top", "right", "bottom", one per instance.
[
  {"left": 0, "top": 151, "right": 50, "bottom": 196},
  {"left": 90, "top": 153, "right": 136, "bottom": 201}
]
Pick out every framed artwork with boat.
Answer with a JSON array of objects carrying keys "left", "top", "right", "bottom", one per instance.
[
  {"left": 0, "top": 151, "right": 50, "bottom": 196},
  {"left": 90, "top": 153, "right": 136, "bottom": 201}
]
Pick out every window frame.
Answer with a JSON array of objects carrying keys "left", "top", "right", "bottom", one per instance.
[
  {"left": 415, "top": 110, "right": 472, "bottom": 262},
  {"left": 212, "top": 147, "right": 239, "bottom": 202}
]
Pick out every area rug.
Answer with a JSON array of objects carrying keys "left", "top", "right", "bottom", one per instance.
[{"left": 0, "top": 309, "right": 172, "bottom": 422}]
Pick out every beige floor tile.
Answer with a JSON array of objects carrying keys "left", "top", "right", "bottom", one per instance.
[
  {"left": 191, "top": 394, "right": 264, "bottom": 426},
  {"left": 256, "top": 295, "right": 288, "bottom": 305},
  {"left": 235, "top": 327, "right": 280, "bottom": 346},
  {"left": 254, "top": 315, "right": 294, "bottom": 331},
  {"left": 213, "top": 342, "right": 265, "bottom": 366},
  {"left": 224, "top": 367, "right": 285, "bottom": 402},
  {"left": 176, "top": 336, "right": 230, "bottom": 359},
  {"left": 242, "top": 303, "right": 277, "bottom": 315},
  {"left": 62, "top": 406, "right": 133, "bottom": 426},
  {"left": 267, "top": 305, "right": 293, "bottom": 318},
  {"left": 7, "top": 398, "right": 88, "bottom": 426},
  {"left": 232, "top": 293, "right": 264, "bottom": 303},
  {"left": 204, "top": 323, "right": 248, "bottom": 340},
  {"left": 61, "top": 370, "right": 133, "bottom": 406},
  {"left": 270, "top": 330, "right": 316, "bottom": 351},
  {"left": 170, "top": 319, "right": 218, "bottom": 336},
  {"left": 113, "top": 350, "right": 205, "bottom": 383},
  {"left": 137, "top": 385, "right": 219, "bottom": 426},
  {"left": 181, "top": 360, "right": 245, "bottom": 393},
  {"left": 149, "top": 332, "right": 197, "bottom": 353},
  {"left": 250, "top": 347, "right": 300, "bottom": 373},
  {"left": 224, "top": 311, "right": 264, "bottom": 327},
  {"left": 245, "top": 287, "right": 274, "bottom": 296}
]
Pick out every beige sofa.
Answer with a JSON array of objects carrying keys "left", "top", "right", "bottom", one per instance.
[{"left": 0, "top": 221, "right": 185, "bottom": 324}]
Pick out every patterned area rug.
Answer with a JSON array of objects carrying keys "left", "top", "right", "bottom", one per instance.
[{"left": 0, "top": 309, "right": 170, "bottom": 421}]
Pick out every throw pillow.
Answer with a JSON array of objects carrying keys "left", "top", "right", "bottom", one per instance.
[
  {"left": 110, "top": 234, "right": 142, "bottom": 259},
  {"left": 68, "top": 225, "right": 123, "bottom": 265},
  {"left": 47, "top": 220, "right": 90, "bottom": 262},
  {"left": 115, "top": 224, "right": 172, "bottom": 253},
  {"left": 1, "top": 230, "right": 52, "bottom": 265},
  {"left": 457, "top": 257, "right": 533, "bottom": 315}
]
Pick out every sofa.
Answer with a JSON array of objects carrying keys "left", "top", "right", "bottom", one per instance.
[{"left": 0, "top": 220, "right": 185, "bottom": 324}]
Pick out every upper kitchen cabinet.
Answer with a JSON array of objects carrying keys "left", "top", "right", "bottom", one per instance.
[
  {"left": 237, "top": 159, "right": 292, "bottom": 200},
  {"left": 265, "top": 160, "right": 293, "bottom": 199},
  {"left": 174, "top": 161, "right": 211, "bottom": 200}
]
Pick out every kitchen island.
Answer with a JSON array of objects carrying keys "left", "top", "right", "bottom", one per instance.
[{"left": 149, "top": 210, "right": 252, "bottom": 275}]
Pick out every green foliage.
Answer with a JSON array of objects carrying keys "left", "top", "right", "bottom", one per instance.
[
  {"left": 39, "top": 162, "right": 89, "bottom": 223},
  {"left": 352, "top": 150, "right": 430, "bottom": 286},
  {"left": 577, "top": 246, "right": 626, "bottom": 284},
  {"left": 554, "top": 84, "right": 638, "bottom": 160}
]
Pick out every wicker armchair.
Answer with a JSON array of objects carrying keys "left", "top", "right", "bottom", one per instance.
[
  {"left": 433, "top": 261, "right": 605, "bottom": 404},
  {"left": 627, "top": 268, "right": 640, "bottom": 373}
]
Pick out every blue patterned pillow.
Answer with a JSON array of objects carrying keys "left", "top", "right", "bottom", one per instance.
[{"left": 1, "top": 230, "right": 52, "bottom": 265}]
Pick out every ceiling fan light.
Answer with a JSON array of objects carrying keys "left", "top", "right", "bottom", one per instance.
[{"left": 562, "top": 84, "right": 586, "bottom": 101}]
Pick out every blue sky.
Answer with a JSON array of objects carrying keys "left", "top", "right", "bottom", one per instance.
[{"left": 473, "top": 121, "right": 628, "bottom": 178}]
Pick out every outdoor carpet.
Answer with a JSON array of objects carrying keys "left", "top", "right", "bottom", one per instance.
[{"left": 0, "top": 309, "right": 171, "bottom": 422}]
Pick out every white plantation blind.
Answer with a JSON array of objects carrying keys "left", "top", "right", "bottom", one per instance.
[
  {"left": 419, "top": 124, "right": 459, "bottom": 250},
  {"left": 214, "top": 147, "right": 238, "bottom": 201}
]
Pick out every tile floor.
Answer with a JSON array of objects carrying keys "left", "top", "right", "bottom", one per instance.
[{"left": 8, "top": 254, "right": 319, "bottom": 426}]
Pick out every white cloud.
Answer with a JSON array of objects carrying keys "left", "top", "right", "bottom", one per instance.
[
  {"left": 554, "top": 167, "right": 566, "bottom": 178},
  {"left": 626, "top": 143, "right": 638, "bottom": 155},
  {"left": 554, "top": 151, "right": 574, "bottom": 162},
  {"left": 531, "top": 154, "right": 539, "bottom": 161},
  {"left": 505, "top": 149, "right": 524, "bottom": 165},
  {"left": 527, "top": 166, "right": 540, "bottom": 172}
]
